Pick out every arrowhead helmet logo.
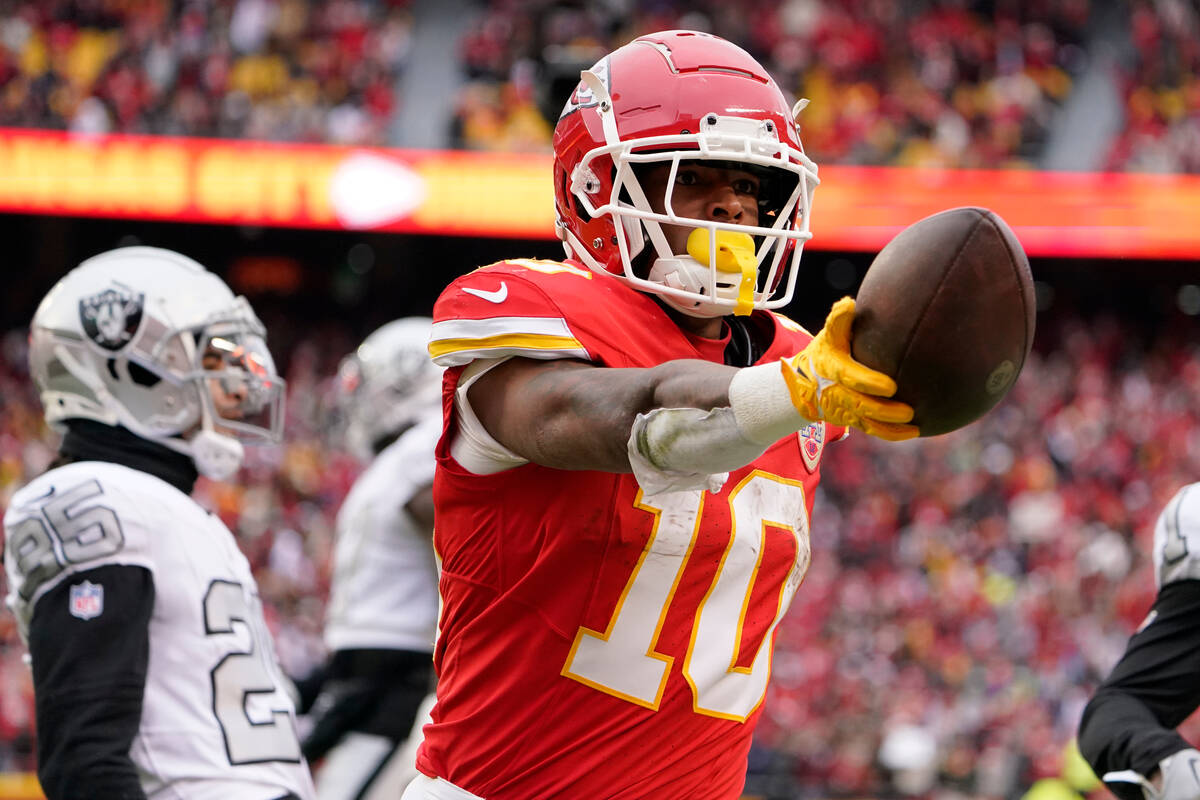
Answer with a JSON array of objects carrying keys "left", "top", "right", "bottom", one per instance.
[
  {"left": 559, "top": 56, "right": 611, "bottom": 120},
  {"left": 79, "top": 285, "right": 144, "bottom": 352}
]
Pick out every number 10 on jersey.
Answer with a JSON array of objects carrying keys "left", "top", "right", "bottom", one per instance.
[{"left": 562, "top": 471, "right": 811, "bottom": 721}]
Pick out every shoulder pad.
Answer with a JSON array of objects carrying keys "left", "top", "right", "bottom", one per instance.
[
  {"left": 429, "top": 264, "right": 594, "bottom": 367},
  {"left": 1155, "top": 483, "right": 1200, "bottom": 587},
  {"left": 4, "top": 464, "right": 157, "bottom": 604}
]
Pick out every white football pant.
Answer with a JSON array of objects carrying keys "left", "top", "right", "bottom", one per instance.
[{"left": 316, "top": 693, "right": 435, "bottom": 800}]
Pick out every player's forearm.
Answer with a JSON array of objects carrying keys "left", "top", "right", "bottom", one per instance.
[
  {"left": 1079, "top": 688, "right": 1192, "bottom": 783},
  {"left": 641, "top": 358, "right": 740, "bottom": 411},
  {"left": 629, "top": 361, "right": 811, "bottom": 484},
  {"left": 29, "top": 565, "right": 153, "bottom": 800},
  {"left": 1078, "top": 580, "right": 1200, "bottom": 791},
  {"left": 473, "top": 357, "right": 739, "bottom": 471},
  {"left": 35, "top": 682, "right": 149, "bottom": 800},
  {"left": 536, "top": 361, "right": 739, "bottom": 470}
]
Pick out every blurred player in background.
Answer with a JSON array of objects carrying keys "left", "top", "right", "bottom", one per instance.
[
  {"left": 299, "top": 318, "right": 442, "bottom": 800},
  {"left": 1079, "top": 483, "right": 1200, "bottom": 800},
  {"left": 3, "top": 247, "right": 314, "bottom": 799},
  {"left": 407, "top": 30, "right": 916, "bottom": 800}
]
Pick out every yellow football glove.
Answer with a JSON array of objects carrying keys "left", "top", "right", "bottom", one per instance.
[{"left": 780, "top": 297, "right": 919, "bottom": 442}]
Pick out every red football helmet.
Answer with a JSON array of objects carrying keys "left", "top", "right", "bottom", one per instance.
[{"left": 552, "top": 30, "right": 819, "bottom": 318}]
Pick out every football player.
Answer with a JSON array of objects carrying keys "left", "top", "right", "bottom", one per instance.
[
  {"left": 3, "top": 247, "right": 315, "bottom": 800},
  {"left": 300, "top": 318, "right": 442, "bottom": 800},
  {"left": 405, "top": 30, "right": 916, "bottom": 800},
  {"left": 1079, "top": 482, "right": 1200, "bottom": 800}
]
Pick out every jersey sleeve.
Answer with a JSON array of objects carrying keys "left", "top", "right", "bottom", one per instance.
[
  {"left": 1153, "top": 483, "right": 1200, "bottom": 588},
  {"left": 392, "top": 412, "right": 442, "bottom": 495},
  {"left": 1079, "top": 483, "right": 1200, "bottom": 790},
  {"left": 29, "top": 562, "right": 154, "bottom": 800},
  {"left": 4, "top": 466, "right": 157, "bottom": 633},
  {"left": 1077, "top": 578, "right": 1200, "bottom": 793},
  {"left": 428, "top": 260, "right": 596, "bottom": 368}
]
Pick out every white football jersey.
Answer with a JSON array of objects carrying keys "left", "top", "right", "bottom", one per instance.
[
  {"left": 324, "top": 411, "right": 441, "bottom": 653},
  {"left": 4, "top": 460, "right": 316, "bottom": 800},
  {"left": 1154, "top": 482, "right": 1200, "bottom": 588}
]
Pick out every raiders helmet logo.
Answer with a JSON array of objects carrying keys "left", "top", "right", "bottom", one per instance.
[{"left": 79, "top": 285, "right": 144, "bottom": 351}]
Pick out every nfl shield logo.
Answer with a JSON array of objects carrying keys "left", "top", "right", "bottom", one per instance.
[
  {"left": 797, "top": 422, "right": 826, "bottom": 474},
  {"left": 69, "top": 580, "right": 104, "bottom": 620}
]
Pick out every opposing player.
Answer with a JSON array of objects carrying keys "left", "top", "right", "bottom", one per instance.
[
  {"left": 1079, "top": 483, "right": 1200, "bottom": 800},
  {"left": 407, "top": 30, "right": 917, "bottom": 800},
  {"left": 3, "top": 247, "right": 315, "bottom": 800},
  {"left": 300, "top": 318, "right": 442, "bottom": 800}
]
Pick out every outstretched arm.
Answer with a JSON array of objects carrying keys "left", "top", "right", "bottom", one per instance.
[
  {"left": 469, "top": 356, "right": 737, "bottom": 472},
  {"left": 1079, "top": 579, "right": 1200, "bottom": 800},
  {"left": 467, "top": 298, "right": 917, "bottom": 487}
]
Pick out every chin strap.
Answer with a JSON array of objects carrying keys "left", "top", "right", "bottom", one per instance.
[
  {"left": 646, "top": 230, "right": 761, "bottom": 319},
  {"left": 189, "top": 430, "right": 245, "bottom": 481}
]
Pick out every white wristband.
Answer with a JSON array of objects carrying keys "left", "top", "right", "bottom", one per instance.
[{"left": 728, "top": 361, "right": 812, "bottom": 446}]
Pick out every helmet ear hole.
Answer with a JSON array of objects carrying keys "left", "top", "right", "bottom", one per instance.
[
  {"left": 105, "top": 358, "right": 120, "bottom": 381},
  {"left": 128, "top": 361, "right": 161, "bottom": 387},
  {"left": 569, "top": 173, "right": 593, "bottom": 223}
]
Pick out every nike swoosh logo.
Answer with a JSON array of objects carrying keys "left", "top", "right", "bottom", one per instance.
[{"left": 462, "top": 282, "right": 508, "bottom": 303}]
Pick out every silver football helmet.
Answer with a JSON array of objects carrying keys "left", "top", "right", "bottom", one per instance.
[
  {"left": 29, "top": 246, "right": 285, "bottom": 480},
  {"left": 336, "top": 317, "right": 440, "bottom": 461}
]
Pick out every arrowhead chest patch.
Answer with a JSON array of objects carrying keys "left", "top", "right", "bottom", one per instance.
[{"left": 797, "top": 422, "right": 826, "bottom": 473}]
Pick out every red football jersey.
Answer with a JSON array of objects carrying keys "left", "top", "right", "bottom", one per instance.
[{"left": 420, "top": 258, "right": 843, "bottom": 799}]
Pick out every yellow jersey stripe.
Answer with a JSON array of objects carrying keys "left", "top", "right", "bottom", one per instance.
[{"left": 429, "top": 332, "right": 587, "bottom": 360}]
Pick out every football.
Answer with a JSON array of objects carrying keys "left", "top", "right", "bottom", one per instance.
[{"left": 850, "top": 206, "right": 1036, "bottom": 437}]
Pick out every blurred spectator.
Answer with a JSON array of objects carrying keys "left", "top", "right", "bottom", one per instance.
[
  {"left": 0, "top": 0, "right": 413, "bottom": 145},
  {"left": 1106, "top": 0, "right": 1200, "bottom": 173},
  {"left": 14, "top": 0, "right": 1198, "bottom": 172}
]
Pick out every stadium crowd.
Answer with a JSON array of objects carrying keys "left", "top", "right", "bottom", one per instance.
[
  {"left": 3, "top": 296, "right": 1199, "bottom": 797},
  {"left": 3, "top": 0, "right": 1199, "bottom": 172},
  {"left": 0, "top": 0, "right": 412, "bottom": 144},
  {"left": 450, "top": 0, "right": 1090, "bottom": 168},
  {"left": 1105, "top": 0, "right": 1200, "bottom": 173},
  {"left": 451, "top": 0, "right": 1199, "bottom": 174}
]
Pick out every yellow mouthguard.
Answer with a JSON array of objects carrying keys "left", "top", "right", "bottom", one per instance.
[{"left": 686, "top": 229, "right": 758, "bottom": 316}]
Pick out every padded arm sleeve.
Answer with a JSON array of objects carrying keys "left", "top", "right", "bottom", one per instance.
[
  {"left": 29, "top": 563, "right": 154, "bottom": 800},
  {"left": 1078, "top": 579, "right": 1200, "bottom": 794}
]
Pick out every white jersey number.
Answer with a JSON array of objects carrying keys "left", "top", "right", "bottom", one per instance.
[
  {"left": 203, "top": 580, "right": 302, "bottom": 764},
  {"left": 563, "top": 471, "right": 811, "bottom": 721},
  {"left": 7, "top": 480, "right": 125, "bottom": 600}
]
